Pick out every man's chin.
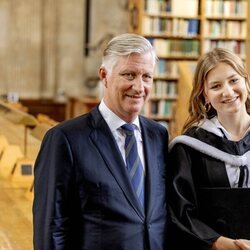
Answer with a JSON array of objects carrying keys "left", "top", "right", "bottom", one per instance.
[{"left": 128, "top": 106, "right": 143, "bottom": 115}]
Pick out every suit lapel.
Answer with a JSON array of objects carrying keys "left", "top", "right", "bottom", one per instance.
[
  {"left": 140, "top": 120, "right": 158, "bottom": 219},
  {"left": 89, "top": 108, "right": 145, "bottom": 219}
]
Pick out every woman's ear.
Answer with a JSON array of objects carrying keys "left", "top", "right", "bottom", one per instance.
[
  {"left": 204, "top": 97, "right": 209, "bottom": 104},
  {"left": 203, "top": 88, "right": 209, "bottom": 104}
]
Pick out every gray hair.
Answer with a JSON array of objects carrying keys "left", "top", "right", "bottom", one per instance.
[{"left": 101, "top": 33, "right": 157, "bottom": 71}]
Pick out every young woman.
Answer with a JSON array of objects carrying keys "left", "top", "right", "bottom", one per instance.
[{"left": 167, "top": 48, "right": 250, "bottom": 250}]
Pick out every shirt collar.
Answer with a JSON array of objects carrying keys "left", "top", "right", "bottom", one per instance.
[
  {"left": 198, "top": 117, "right": 225, "bottom": 137},
  {"left": 198, "top": 117, "right": 233, "bottom": 139},
  {"left": 99, "top": 99, "right": 141, "bottom": 133}
]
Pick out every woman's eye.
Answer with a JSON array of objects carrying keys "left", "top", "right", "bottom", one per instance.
[
  {"left": 231, "top": 78, "right": 239, "bottom": 84},
  {"left": 210, "top": 84, "right": 220, "bottom": 89}
]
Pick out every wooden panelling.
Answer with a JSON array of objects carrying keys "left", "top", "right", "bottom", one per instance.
[{"left": 20, "top": 98, "right": 66, "bottom": 122}]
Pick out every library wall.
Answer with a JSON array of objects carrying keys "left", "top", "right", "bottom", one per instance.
[
  {"left": 1, "top": 0, "right": 249, "bottom": 134},
  {"left": 128, "top": 0, "right": 249, "bottom": 137},
  {"left": 0, "top": 0, "right": 128, "bottom": 100},
  {"left": 0, "top": 0, "right": 42, "bottom": 99},
  {"left": 83, "top": 0, "right": 128, "bottom": 97}
]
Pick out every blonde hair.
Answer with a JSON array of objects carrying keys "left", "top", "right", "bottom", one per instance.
[{"left": 183, "top": 48, "right": 250, "bottom": 133}]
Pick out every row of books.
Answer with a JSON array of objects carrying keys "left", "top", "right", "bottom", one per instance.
[
  {"left": 142, "top": 100, "right": 174, "bottom": 117},
  {"left": 151, "top": 39, "right": 200, "bottom": 57},
  {"left": 203, "top": 40, "right": 246, "bottom": 58},
  {"left": 204, "top": 20, "right": 247, "bottom": 38},
  {"left": 205, "top": 0, "right": 247, "bottom": 17},
  {"left": 151, "top": 80, "right": 177, "bottom": 98},
  {"left": 150, "top": 39, "right": 245, "bottom": 58},
  {"left": 145, "top": 0, "right": 199, "bottom": 17},
  {"left": 142, "top": 17, "right": 199, "bottom": 37},
  {"left": 144, "top": 0, "right": 247, "bottom": 18},
  {"left": 154, "top": 59, "right": 179, "bottom": 77}
]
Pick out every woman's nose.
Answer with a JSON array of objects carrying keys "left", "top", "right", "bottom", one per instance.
[{"left": 222, "top": 83, "right": 234, "bottom": 97}]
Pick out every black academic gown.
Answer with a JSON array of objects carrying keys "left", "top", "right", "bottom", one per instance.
[{"left": 166, "top": 126, "right": 250, "bottom": 250}]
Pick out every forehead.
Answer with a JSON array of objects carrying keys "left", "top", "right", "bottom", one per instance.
[
  {"left": 206, "top": 62, "right": 238, "bottom": 81},
  {"left": 114, "top": 52, "right": 155, "bottom": 72}
]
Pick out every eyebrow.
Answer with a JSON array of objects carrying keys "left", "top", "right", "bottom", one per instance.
[
  {"left": 208, "top": 73, "right": 239, "bottom": 84},
  {"left": 227, "top": 73, "right": 238, "bottom": 79}
]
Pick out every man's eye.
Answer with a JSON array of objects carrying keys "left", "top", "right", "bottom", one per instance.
[
  {"left": 121, "top": 73, "right": 135, "bottom": 80},
  {"left": 142, "top": 75, "right": 153, "bottom": 82}
]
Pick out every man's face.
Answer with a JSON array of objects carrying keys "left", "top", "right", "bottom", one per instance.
[{"left": 101, "top": 52, "right": 155, "bottom": 122}]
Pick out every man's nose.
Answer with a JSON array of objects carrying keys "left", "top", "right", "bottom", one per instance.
[{"left": 133, "top": 77, "right": 144, "bottom": 91}]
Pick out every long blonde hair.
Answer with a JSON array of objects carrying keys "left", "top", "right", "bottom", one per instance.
[{"left": 183, "top": 48, "right": 250, "bottom": 133}]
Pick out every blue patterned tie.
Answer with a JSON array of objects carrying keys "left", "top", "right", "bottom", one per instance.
[{"left": 121, "top": 124, "right": 145, "bottom": 207}]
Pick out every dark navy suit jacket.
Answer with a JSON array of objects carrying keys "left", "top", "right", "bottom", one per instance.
[{"left": 33, "top": 106, "right": 168, "bottom": 250}]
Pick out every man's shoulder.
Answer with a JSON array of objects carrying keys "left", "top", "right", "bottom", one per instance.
[
  {"left": 140, "top": 115, "right": 167, "bottom": 130},
  {"left": 57, "top": 113, "right": 90, "bottom": 129},
  {"left": 139, "top": 115, "right": 168, "bottom": 140}
]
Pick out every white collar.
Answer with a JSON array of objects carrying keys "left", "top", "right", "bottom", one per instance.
[
  {"left": 198, "top": 117, "right": 226, "bottom": 138},
  {"left": 98, "top": 99, "right": 141, "bottom": 133}
]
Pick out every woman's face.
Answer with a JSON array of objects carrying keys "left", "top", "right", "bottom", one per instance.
[{"left": 204, "top": 62, "right": 248, "bottom": 118}]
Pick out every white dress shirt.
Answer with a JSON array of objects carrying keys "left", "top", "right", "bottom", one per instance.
[{"left": 98, "top": 99, "right": 145, "bottom": 171}]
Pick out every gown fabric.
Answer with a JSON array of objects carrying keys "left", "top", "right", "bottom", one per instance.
[{"left": 167, "top": 119, "right": 250, "bottom": 250}]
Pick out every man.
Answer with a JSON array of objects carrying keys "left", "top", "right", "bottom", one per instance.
[{"left": 33, "top": 33, "right": 168, "bottom": 250}]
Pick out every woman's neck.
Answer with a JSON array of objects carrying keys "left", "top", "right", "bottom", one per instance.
[{"left": 217, "top": 111, "right": 250, "bottom": 141}]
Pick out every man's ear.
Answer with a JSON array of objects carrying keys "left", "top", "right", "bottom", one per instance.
[{"left": 98, "top": 67, "right": 108, "bottom": 87}]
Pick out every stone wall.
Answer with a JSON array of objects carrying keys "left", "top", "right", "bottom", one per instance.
[{"left": 0, "top": 0, "right": 128, "bottom": 100}]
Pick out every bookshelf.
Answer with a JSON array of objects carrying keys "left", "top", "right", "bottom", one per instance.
[
  {"left": 175, "top": 61, "right": 196, "bottom": 136},
  {"left": 202, "top": 0, "right": 248, "bottom": 58},
  {"left": 128, "top": 0, "right": 249, "bottom": 137}
]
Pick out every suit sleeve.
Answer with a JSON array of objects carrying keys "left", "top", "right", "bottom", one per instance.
[
  {"left": 33, "top": 128, "right": 82, "bottom": 250},
  {"left": 166, "top": 143, "right": 220, "bottom": 250}
]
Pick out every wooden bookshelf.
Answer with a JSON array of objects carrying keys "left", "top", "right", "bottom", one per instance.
[
  {"left": 20, "top": 98, "right": 66, "bottom": 122},
  {"left": 128, "top": 0, "right": 249, "bottom": 137},
  {"left": 175, "top": 61, "right": 196, "bottom": 136},
  {"left": 66, "top": 96, "right": 100, "bottom": 119},
  {"left": 201, "top": 0, "right": 248, "bottom": 57}
]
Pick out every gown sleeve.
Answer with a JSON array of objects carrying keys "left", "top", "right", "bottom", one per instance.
[{"left": 166, "top": 143, "right": 220, "bottom": 250}]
